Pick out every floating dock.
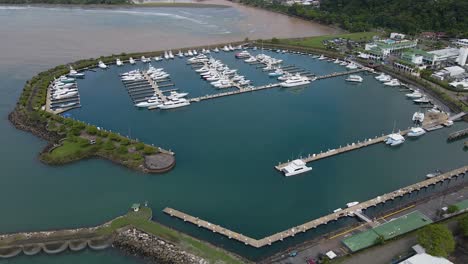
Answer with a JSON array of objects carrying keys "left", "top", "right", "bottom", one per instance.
[
  {"left": 163, "top": 165, "right": 468, "bottom": 248},
  {"left": 448, "top": 128, "right": 468, "bottom": 141}
]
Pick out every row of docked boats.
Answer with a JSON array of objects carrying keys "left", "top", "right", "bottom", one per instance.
[
  {"left": 311, "top": 55, "right": 359, "bottom": 69},
  {"left": 194, "top": 55, "right": 251, "bottom": 88},
  {"left": 376, "top": 73, "right": 432, "bottom": 104},
  {"left": 120, "top": 67, "right": 190, "bottom": 110},
  {"left": 49, "top": 68, "right": 83, "bottom": 110}
]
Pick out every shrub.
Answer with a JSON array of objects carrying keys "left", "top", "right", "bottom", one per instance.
[
  {"left": 135, "top": 142, "right": 145, "bottom": 151},
  {"left": 447, "top": 205, "right": 459, "bottom": 214},
  {"left": 118, "top": 146, "right": 128, "bottom": 155},
  {"left": 143, "top": 146, "right": 157, "bottom": 155},
  {"left": 459, "top": 215, "right": 468, "bottom": 237},
  {"left": 103, "top": 141, "right": 115, "bottom": 151},
  {"left": 86, "top": 126, "right": 98, "bottom": 135}
]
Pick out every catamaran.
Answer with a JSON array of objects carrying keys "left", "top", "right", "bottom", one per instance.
[
  {"left": 385, "top": 133, "right": 405, "bottom": 146},
  {"left": 280, "top": 159, "right": 312, "bottom": 177},
  {"left": 412, "top": 111, "right": 425, "bottom": 123}
]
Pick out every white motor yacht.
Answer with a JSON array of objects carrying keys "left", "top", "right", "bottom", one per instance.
[
  {"left": 187, "top": 50, "right": 194, "bottom": 56},
  {"left": 98, "top": 60, "right": 107, "bottom": 69},
  {"left": 164, "top": 51, "right": 169, "bottom": 60},
  {"left": 116, "top": 58, "right": 123, "bottom": 66},
  {"left": 245, "top": 57, "right": 257, "bottom": 63},
  {"left": 384, "top": 79, "right": 401, "bottom": 86},
  {"left": 158, "top": 98, "right": 190, "bottom": 109},
  {"left": 222, "top": 45, "right": 230, "bottom": 52},
  {"left": 177, "top": 50, "right": 184, "bottom": 58},
  {"left": 129, "top": 57, "right": 136, "bottom": 64},
  {"left": 193, "top": 50, "right": 198, "bottom": 55},
  {"left": 385, "top": 133, "right": 405, "bottom": 146},
  {"left": 407, "top": 127, "right": 426, "bottom": 137},
  {"left": 68, "top": 68, "right": 85, "bottom": 78},
  {"left": 280, "top": 75, "right": 311, "bottom": 88},
  {"left": 168, "top": 50, "right": 174, "bottom": 59},
  {"left": 213, "top": 47, "right": 220, "bottom": 52},
  {"left": 346, "top": 63, "right": 358, "bottom": 70},
  {"left": 280, "top": 159, "right": 312, "bottom": 177},
  {"left": 406, "top": 90, "right": 423, "bottom": 98},
  {"left": 345, "top": 75, "right": 363, "bottom": 83},
  {"left": 318, "top": 55, "right": 326, "bottom": 60},
  {"left": 413, "top": 96, "right": 430, "bottom": 104},
  {"left": 426, "top": 170, "right": 442, "bottom": 178}
]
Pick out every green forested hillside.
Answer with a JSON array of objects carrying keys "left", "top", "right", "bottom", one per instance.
[{"left": 240, "top": 0, "right": 468, "bottom": 36}]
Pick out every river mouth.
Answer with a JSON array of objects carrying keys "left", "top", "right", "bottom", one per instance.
[{"left": 64, "top": 49, "right": 467, "bottom": 259}]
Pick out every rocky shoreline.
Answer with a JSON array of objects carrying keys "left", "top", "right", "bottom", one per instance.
[{"left": 113, "top": 228, "right": 207, "bottom": 264}]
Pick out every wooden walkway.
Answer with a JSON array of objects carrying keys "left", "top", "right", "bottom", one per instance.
[
  {"left": 163, "top": 165, "right": 468, "bottom": 248},
  {"left": 142, "top": 72, "right": 167, "bottom": 103},
  {"left": 189, "top": 83, "right": 280, "bottom": 102}
]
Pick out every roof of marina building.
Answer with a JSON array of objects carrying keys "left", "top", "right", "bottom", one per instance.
[
  {"left": 342, "top": 211, "right": 432, "bottom": 252},
  {"left": 427, "top": 47, "right": 460, "bottom": 59},
  {"left": 399, "top": 253, "right": 453, "bottom": 264}
]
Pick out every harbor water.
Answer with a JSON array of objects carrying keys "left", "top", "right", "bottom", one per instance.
[{"left": 0, "top": 4, "right": 466, "bottom": 263}]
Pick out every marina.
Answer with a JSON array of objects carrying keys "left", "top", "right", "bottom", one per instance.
[{"left": 164, "top": 164, "right": 468, "bottom": 248}]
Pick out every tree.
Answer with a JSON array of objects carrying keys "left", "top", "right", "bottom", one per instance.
[
  {"left": 374, "top": 234, "right": 385, "bottom": 245},
  {"left": 143, "top": 146, "right": 157, "bottom": 155},
  {"left": 447, "top": 205, "right": 459, "bottom": 214},
  {"left": 85, "top": 125, "right": 98, "bottom": 135},
  {"left": 417, "top": 224, "right": 455, "bottom": 257},
  {"left": 271, "top": 37, "right": 280, "bottom": 44},
  {"left": 459, "top": 215, "right": 468, "bottom": 237}
]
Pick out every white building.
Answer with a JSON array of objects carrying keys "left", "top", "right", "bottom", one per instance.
[
  {"left": 455, "top": 39, "right": 468, "bottom": 47},
  {"left": 399, "top": 253, "right": 453, "bottom": 264},
  {"left": 458, "top": 47, "right": 468, "bottom": 66},
  {"left": 432, "top": 66, "right": 466, "bottom": 81},
  {"left": 427, "top": 48, "right": 460, "bottom": 64},
  {"left": 390, "top": 33, "right": 406, "bottom": 39}
]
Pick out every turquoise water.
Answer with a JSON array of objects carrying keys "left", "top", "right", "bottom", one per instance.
[{"left": 0, "top": 4, "right": 466, "bottom": 263}]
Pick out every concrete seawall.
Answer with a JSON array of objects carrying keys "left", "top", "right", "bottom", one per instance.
[{"left": 0, "top": 235, "right": 114, "bottom": 259}]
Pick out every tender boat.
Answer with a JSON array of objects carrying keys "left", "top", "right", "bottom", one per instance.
[
  {"left": 407, "top": 127, "right": 426, "bottom": 137},
  {"left": 333, "top": 208, "right": 343, "bottom": 213},
  {"left": 385, "top": 133, "right": 405, "bottom": 146},
  {"left": 426, "top": 170, "right": 442, "bottom": 178},
  {"left": 345, "top": 75, "right": 363, "bottom": 83},
  {"left": 280, "top": 159, "right": 312, "bottom": 177},
  {"left": 346, "top": 202, "right": 359, "bottom": 208}
]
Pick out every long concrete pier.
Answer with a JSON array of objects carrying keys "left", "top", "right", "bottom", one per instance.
[
  {"left": 164, "top": 165, "right": 468, "bottom": 248},
  {"left": 275, "top": 129, "right": 409, "bottom": 171}
]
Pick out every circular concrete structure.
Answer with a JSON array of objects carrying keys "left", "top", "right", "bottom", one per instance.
[{"left": 144, "top": 153, "right": 176, "bottom": 173}]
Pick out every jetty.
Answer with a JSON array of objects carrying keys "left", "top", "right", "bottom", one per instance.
[
  {"left": 448, "top": 128, "right": 468, "bottom": 141},
  {"left": 275, "top": 129, "right": 410, "bottom": 171},
  {"left": 189, "top": 69, "right": 369, "bottom": 104},
  {"left": 142, "top": 71, "right": 167, "bottom": 103},
  {"left": 164, "top": 165, "right": 468, "bottom": 248},
  {"left": 275, "top": 111, "right": 453, "bottom": 173}
]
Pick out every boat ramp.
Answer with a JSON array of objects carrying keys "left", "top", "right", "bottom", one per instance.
[{"left": 163, "top": 165, "right": 468, "bottom": 248}]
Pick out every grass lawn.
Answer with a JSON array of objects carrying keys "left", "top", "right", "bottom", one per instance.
[
  {"left": 48, "top": 139, "right": 93, "bottom": 159},
  {"left": 280, "top": 32, "right": 378, "bottom": 49},
  {"left": 98, "top": 207, "right": 245, "bottom": 264}
]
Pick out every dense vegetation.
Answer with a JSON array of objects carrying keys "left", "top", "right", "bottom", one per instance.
[
  {"left": 240, "top": 0, "right": 468, "bottom": 36},
  {"left": 0, "top": 0, "right": 129, "bottom": 4},
  {"left": 417, "top": 224, "right": 455, "bottom": 257}
]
